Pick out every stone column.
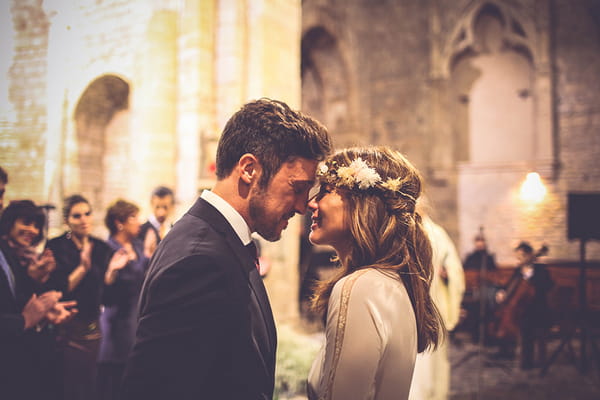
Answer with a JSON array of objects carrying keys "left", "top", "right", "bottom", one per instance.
[
  {"left": 212, "top": 0, "right": 303, "bottom": 324},
  {"left": 249, "top": 0, "right": 303, "bottom": 324},
  {"left": 177, "top": 0, "right": 217, "bottom": 215},
  {"left": 215, "top": 0, "right": 248, "bottom": 130},
  {"left": 130, "top": 9, "right": 178, "bottom": 210},
  {"left": 425, "top": 0, "right": 459, "bottom": 238}
]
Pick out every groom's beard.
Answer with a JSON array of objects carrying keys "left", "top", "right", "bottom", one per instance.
[{"left": 248, "top": 185, "right": 290, "bottom": 242}]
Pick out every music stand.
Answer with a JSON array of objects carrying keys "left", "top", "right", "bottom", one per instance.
[
  {"left": 541, "top": 193, "right": 600, "bottom": 376},
  {"left": 540, "top": 238, "right": 600, "bottom": 376}
]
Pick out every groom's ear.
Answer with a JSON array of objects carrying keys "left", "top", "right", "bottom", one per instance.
[{"left": 238, "top": 153, "right": 261, "bottom": 185}]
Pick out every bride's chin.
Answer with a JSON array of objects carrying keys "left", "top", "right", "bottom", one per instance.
[{"left": 308, "top": 232, "right": 323, "bottom": 246}]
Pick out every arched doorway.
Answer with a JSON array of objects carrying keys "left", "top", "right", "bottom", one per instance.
[{"left": 74, "top": 75, "right": 130, "bottom": 212}]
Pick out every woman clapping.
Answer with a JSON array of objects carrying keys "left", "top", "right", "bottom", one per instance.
[
  {"left": 47, "top": 194, "right": 129, "bottom": 400},
  {"left": 0, "top": 200, "right": 77, "bottom": 400},
  {"left": 97, "top": 199, "right": 148, "bottom": 400}
]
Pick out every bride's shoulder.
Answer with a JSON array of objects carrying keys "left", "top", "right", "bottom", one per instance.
[
  {"left": 333, "top": 267, "right": 396, "bottom": 296},
  {"left": 344, "top": 267, "right": 398, "bottom": 281}
]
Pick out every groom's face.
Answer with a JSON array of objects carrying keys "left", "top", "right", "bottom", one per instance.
[{"left": 249, "top": 157, "right": 318, "bottom": 241}]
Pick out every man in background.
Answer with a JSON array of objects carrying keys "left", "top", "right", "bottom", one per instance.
[
  {"left": 139, "top": 186, "right": 175, "bottom": 258},
  {"left": 463, "top": 233, "right": 497, "bottom": 271}
]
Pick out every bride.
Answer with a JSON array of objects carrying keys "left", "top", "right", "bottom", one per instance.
[{"left": 307, "top": 146, "right": 445, "bottom": 400}]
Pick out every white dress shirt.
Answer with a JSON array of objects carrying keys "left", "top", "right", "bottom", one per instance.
[{"left": 200, "top": 190, "right": 253, "bottom": 246}]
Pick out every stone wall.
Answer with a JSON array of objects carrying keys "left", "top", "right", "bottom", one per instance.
[
  {"left": 550, "top": 0, "right": 600, "bottom": 259},
  {"left": 1, "top": 0, "right": 49, "bottom": 202},
  {"left": 302, "top": 0, "right": 600, "bottom": 263},
  {"left": 3, "top": 0, "right": 600, "bottom": 325},
  {"left": 1, "top": 0, "right": 304, "bottom": 323}
]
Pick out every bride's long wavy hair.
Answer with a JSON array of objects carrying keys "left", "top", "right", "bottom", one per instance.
[{"left": 310, "top": 146, "right": 445, "bottom": 353}]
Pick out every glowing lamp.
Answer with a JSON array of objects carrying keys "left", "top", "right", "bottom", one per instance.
[{"left": 520, "top": 172, "right": 546, "bottom": 203}]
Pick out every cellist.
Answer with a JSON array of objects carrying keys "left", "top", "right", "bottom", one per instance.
[{"left": 491, "top": 241, "right": 553, "bottom": 369}]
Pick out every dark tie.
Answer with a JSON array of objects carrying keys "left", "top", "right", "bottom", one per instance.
[{"left": 246, "top": 241, "right": 260, "bottom": 271}]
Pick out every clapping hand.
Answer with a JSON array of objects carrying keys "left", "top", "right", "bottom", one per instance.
[
  {"left": 46, "top": 300, "right": 78, "bottom": 325},
  {"left": 105, "top": 248, "right": 129, "bottom": 285},
  {"left": 143, "top": 229, "right": 158, "bottom": 259},
  {"left": 28, "top": 248, "right": 57, "bottom": 284},
  {"left": 80, "top": 238, "right": 93, "bottom": 271},
  {"left": 21, "top": 291, "right": 61, "bottom": 330},
  {"left": 109, "top": 248, "right": 129, "bottom": 272}
]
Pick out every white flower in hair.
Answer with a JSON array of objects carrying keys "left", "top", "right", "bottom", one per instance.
[
  {"left": 349, "top": 157, "right": 381, "bottom": 189},
  {"left": 319, "top": 164, "right": 329, "bottom": 175},
  {"left": 336, "top": 166, "right": 356, "bottom": 186}
]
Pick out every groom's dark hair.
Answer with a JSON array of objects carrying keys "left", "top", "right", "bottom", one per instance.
[{"left": 215, "top": 98, "right": 331, "bottom": 188}]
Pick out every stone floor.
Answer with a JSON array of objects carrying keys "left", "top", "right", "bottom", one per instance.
[
  {"left": 276, "top": 328, "right": 600, "bottom": 400},
  {"left": 448, "top": 331, "right": 600, "bottom": 400}
]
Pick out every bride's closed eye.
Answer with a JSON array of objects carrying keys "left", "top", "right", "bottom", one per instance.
[{"left": 308, "top": 185, "right": 333, "bottom": 203}]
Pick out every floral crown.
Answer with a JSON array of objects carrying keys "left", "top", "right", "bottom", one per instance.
[{"left": 316, "top": 157, "right": 416, "bottom": 203}]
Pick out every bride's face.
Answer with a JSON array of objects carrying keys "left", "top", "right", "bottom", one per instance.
[{"left": 308, "top": 184, "right": 350, "bottom": 253}]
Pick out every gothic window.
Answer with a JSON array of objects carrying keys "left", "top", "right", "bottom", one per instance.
[{"left": 450, "top": 4, "right": 534, "bottom": 164}]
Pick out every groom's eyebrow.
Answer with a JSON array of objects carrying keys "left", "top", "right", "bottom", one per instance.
[{"left": 289, "top": 179, "right": 315, "bottom": 194}]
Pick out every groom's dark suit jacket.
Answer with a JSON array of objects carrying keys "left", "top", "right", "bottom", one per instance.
[{"left": 121, "top": 198, "right": 277, "bottom": 400}]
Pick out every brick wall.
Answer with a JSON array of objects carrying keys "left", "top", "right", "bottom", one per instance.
[
  {"left": 302, "top": 0, "right": 600, "bottom": 264},
  {"left": 551, "top": 0, "right": 600, "bottom": 259},
  {"left": 1, "top": 0, "right": 49, "bottom": 202}
]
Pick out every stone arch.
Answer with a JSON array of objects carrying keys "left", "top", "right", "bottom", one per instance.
[
  {"left": 74, "top": 74, "right": 130, "bottom": 211},
  {"left": 301, "top": 25, "right": 358, "bottom": 147},
  {"left": 441, "top": 1, "right": 557, "bottom": 259},
  {"left": 449, "top": 3, "right": 535, "bottom": 163},
  {"left": 442, "top": 1, "right": 537, "bottom": 78}
]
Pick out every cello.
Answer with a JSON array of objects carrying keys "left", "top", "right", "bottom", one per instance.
[{"left": 488, "top": 245, "right": 549, "bottom": 341}]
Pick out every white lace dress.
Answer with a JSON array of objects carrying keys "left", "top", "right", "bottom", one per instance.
[{"left": 308, "top": 268, "right": 418, "bottom": 400}]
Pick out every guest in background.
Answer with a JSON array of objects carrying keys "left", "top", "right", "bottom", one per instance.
[
  {"left": 491, "top": 241, "right": 553, "bottom": 369},
  {"left": 463, "top": 233, "right": 497, "bottom": 271},
  {"left": 0, "top": 200, "right": 76, "bottom": 400},
  {"left": 47, "top": 195, "right": 129, "bottom": 400},
  {"left": 98, "top": 199, "right": 148, "bottom": 400},
  {"left": 460, "top": 231, "right": 497, "bottom": 343},
  {"left": 138, "top": 186, "right": 175, "bottom": 258},
  {"left": 409, "top": 215, "right": 465, "bottom": 400},
  {"left": 0, "top": 165, "right": 8, "bottom": 213}
]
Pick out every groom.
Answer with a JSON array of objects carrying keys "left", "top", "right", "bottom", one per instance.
[{"left": 121, "top": 99, "right": 331, "bottom": 399}]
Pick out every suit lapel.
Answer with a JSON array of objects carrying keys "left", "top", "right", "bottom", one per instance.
[
  {"left": 248, "top": 267, "right": 276, "bottom": 346},
  {"left": 188, "top": 198, "right": 277, "bottom": 354}
]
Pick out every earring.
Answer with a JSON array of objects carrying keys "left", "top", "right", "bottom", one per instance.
[
  {"left": 118, "top": 225, "right": 124, "bottom": 231},
  {"left": 66, "top": 230, "right": 72, "bottom": 240}
]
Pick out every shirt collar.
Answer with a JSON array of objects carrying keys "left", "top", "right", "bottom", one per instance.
[
  {"left": 148, "top": 214, "right": 161, "bottom": 230},
  {"left": 200, "top": 190, "right": 253, "bottom": 246}
]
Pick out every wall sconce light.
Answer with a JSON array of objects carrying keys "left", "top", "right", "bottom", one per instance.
[{"left": 520, "top": 172, "right": 546, "bottom": 203}]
